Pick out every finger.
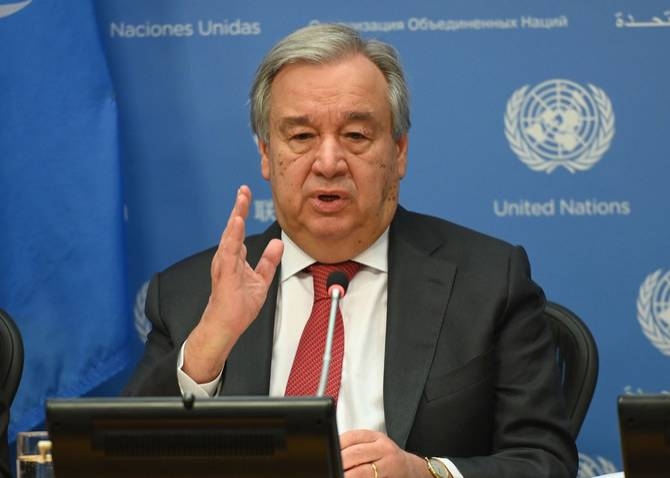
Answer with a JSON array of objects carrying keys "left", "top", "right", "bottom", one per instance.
[
  {"left": 340, "top": 429, "right": 379, "bottom": 449},
  {"left": 235, "top": 185, "right": 252, "bottom": 222},
  {"left": 343, "top": 463, "right": 378, "bottom": 478},
  {"left": 255, "top": 239, "right": 284, "bottom": 285},
  {"left": 342, "top": 446, "right": 378, "bottom": 472},
  {"left": 224, "top": 187, "right": 244, "bottom": 229},
  {"left": 217, "top": 188, "right": 250, "bottom": 264},
  {"left": 340, "top": 430, "right": 385, "bottom": 472},
  {"left": 221, "top": 216, "right": 246, "bottom": 260},
  {"left": 211, "top": 217, "right": 245, "bottom": 283},
  {"left": 221, "top": 186, "right": 251, "bottom": 245},
  {"left": 341, "top": 444, "right": 377, "bottom": 471}
]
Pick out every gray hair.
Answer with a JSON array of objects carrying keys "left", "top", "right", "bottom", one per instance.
[{"left": 250, "top": 23, "right": 411, "bottom": 142}]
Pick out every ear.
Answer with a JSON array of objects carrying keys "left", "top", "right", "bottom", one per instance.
[
  {"left": 258, "top": 138, "right": 271, "bottom": 180},
  {"left": 395, "top": 134, "right": 408, "bottom": 179}
]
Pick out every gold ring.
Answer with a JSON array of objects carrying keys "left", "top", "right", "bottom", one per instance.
[{"left": 371, "top": 462, "right": 379, "bottom": 478}]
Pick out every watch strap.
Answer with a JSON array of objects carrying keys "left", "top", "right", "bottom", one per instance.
[{"left": 425, "top": 457, "right": 452, "bottom": 478}]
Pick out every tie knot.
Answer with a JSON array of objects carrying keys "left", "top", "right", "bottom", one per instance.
[{"left": 308, "top": 261, "right": 362, "bottom": 300}]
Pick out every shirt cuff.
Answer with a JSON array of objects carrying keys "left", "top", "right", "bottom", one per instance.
[{"left": 176, "top": 340, "right": 223, "bottom": 397}]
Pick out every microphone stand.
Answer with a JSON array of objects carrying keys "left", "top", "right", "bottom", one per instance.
[{"left": 316, "top": 272, "right": 349, "bottom": 397}]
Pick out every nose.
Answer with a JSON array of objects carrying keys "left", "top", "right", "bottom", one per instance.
[{"left": 311, "top": 135, "right": 348, "bottom": 178}]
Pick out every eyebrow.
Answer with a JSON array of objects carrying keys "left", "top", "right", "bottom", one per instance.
[
  {"left": 344, "top": 111, "right": 376, "bottom": 124},
  {"left": 276, "top": 111, "right": 380, "bottom": 133},
  {"left": 277, "top": 116, "right": 311, "bottom": 133}
]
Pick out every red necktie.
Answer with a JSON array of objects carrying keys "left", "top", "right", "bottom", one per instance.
[{"left": 285, "top": 261, "right": 362, "bottom": 403}]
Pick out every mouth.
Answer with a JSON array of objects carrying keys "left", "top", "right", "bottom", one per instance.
[
  {"left": 311, "top": 191, "right": 349, "bottom": 213},
  {"left": 318, "top": 194, "right": 341, "bottom": 202}
]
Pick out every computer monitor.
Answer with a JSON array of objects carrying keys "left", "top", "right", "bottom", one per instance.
[
  {"left": 46, "top": 396, "right": 343, "bottom": 478},
  {"left": 618, "top": 394, "right": 670, "bottom": 478}
]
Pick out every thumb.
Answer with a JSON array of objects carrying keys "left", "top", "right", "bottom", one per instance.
[{"left": 255, "top": 238, "right": 284, "bottom": 285}]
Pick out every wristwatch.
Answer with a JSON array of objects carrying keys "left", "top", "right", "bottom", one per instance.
[{"left": 425, "top": 457, "right": 452, "bottom": 478}]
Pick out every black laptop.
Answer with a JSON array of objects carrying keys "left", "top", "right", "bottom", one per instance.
[
  {"left": 46, "top": 396, "right": 343, "bottom": 478},
  {"left": 618, "top": 394, "right": 670, "bottom": 478}
]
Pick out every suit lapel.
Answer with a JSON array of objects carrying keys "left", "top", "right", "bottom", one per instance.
[
  {"left": 221, "top": 223, "right": 281, "bottom": 396},
  {"left": 384, "top": 209, "right": 457, "bottom": 447}
]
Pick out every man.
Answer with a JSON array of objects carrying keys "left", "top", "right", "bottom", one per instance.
[{"left": 125, "top": 24, "right": 577, "bottom": 478}]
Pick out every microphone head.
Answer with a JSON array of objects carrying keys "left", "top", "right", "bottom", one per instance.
[{"left": 327, "top": 271, "right": 350, "bottom": 298}]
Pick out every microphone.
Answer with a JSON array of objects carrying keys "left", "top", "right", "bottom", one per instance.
[{"left": 316, "top": 271, "right": 350, "bottom": 397}]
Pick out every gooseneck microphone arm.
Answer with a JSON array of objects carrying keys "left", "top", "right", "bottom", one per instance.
[{"left": 317, "top": 271, "right": 350, "bottom": 397}]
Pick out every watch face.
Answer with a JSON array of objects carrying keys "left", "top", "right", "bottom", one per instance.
[{"left": 429, "top": 458, "right": 450, "bottom": 478}]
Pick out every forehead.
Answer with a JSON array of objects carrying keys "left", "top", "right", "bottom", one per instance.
[{"left": 268, "top": 54, "right": 391, "bottom": 126}]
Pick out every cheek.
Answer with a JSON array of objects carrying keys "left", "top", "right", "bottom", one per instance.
[
  {"left": 271, "top": 152, "right": 310, "bottom": 196},
  {"left": 270, "top": 152, "right": 288, "bottom": 179},
  {"left": 354, "top": 160, "right": 396, "bottom": 206},
  {"left": 385, "top": 182, "right": 399, "bottom": 203},
  {"left": 373, "top": 152, "right": 401, "bottom": 203}
]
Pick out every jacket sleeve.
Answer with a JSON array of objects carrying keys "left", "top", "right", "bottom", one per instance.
[{"left": 122, "top": 274, "right": 183, "bottom": 397}]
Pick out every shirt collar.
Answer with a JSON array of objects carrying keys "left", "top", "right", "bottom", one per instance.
[{"left": 280, "top": 229, "right": 389, "bottom": 282}]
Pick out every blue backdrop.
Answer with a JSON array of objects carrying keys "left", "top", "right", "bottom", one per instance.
[
  {"left": 0, "top": 0, "right": 134, "bottom": 447},
  {"left": 3, "top": 1, "right": 670, "bottom": 477}
]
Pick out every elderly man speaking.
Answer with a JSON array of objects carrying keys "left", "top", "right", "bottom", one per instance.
[{"left": 125, "top": 23, "right": 577, "bottom": 478}]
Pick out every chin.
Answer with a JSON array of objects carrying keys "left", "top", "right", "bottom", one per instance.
[
  {"left": 301, "top": 214, "right": 356, "bottom": 237},
  {"left": 309, "top": 224, "right": 354, "bottom": 241}
]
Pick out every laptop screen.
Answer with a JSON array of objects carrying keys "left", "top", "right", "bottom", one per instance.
[{"left": 46, "top": 396, "right": 343, "bottom": 478}]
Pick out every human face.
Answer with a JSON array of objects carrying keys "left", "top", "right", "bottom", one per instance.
[{"left": 259, "top": 54, "right": 408, "bottom": 263}]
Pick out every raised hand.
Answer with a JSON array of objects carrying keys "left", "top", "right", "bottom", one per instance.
[{"left": 183, "top": 185, "right": 283, "bottom": 383}]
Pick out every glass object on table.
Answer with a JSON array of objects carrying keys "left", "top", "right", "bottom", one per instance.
[{"left": 16, "top": 431, "right": 54, "bottom": 478}]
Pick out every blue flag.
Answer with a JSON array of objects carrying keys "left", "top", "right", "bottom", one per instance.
[{"left": 0, "top": 0, "right": 134, "bottom": 439}]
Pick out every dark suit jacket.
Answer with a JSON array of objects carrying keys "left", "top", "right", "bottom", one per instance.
[{"left": 125, "top": 206, "right": 577, "bottom": 478}]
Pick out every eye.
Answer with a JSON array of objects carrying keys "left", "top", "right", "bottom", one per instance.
[
  {"left": 290, "top": 132, "right": 314, "bottom": 142},
  {"left": 344, "top": 131, "right": 368, "bottom": 141}
]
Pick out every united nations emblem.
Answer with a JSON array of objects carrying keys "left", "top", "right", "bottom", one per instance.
[
  {"left": 637, "top": 270, "right": 670, "bottom": 356},
  {"left": 134, "top": 280, "right": 152, "bottom": 343},
  {"left": 0, "top": 1, "right": 32, "bottom": 19},
  {"left": 505, "top": 79, "right": 615, "bottom": 173},
  {"left": 577, "top": 453, "right": 618, "bottom": 478}
]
